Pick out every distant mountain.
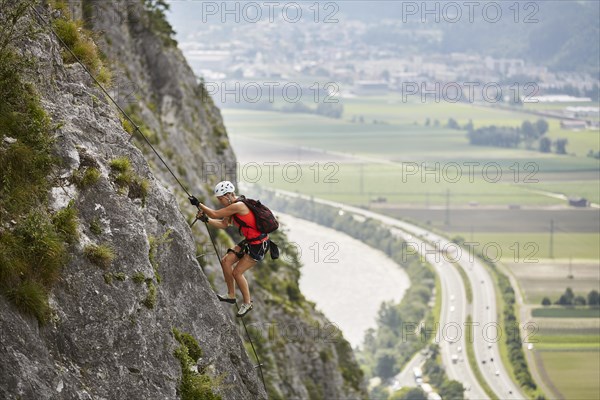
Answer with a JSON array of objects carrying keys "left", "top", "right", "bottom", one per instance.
[
  {"left": 340, "top": 0, "right": 600, "bottom": 74},
  {"left": 439, "top": 1, "right": 599, "bottom": 74}
]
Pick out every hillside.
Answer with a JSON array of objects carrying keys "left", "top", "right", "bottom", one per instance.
[
  {"left": 0, "top": 1, "right": 366, "bottom": 399},
  {"left": 340, "top": 0, "right": 600, "bottom": 74}
]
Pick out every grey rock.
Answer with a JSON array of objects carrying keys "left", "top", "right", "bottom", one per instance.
[{"left": 1, "top": 1, "right": 366, "bottom": 399}]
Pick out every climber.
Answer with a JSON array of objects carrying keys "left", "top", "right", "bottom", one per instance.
[{"left": 191, "top": 181, "right": 269, "bottom": 317}]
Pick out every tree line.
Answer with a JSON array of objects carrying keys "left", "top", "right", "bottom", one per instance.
[
  {"left": 443, "top": 117, "right": 570, "bottom": 155},
  {"left": 541, "top": 288, "right": 599, "bottom": 306}
]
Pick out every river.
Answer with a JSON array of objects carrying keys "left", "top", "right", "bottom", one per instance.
[{"left": 276, "top": 213, "right": 410, "bottom": 348}]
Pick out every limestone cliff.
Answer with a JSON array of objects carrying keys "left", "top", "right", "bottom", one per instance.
[{"left": 0, "top": 1, "right": 366, "bottom": 399}]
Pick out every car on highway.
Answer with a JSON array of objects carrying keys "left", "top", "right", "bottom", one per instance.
[
  {"left": 495, "top": 370, "right": 500, "bottom": 376},
  {"left": 413, "top": 367, "right": 423, "bottom": 380}
]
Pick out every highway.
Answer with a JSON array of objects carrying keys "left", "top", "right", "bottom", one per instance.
[
  {"left": 390, "top": 227, "right": 487, "bottom": 399},
  {"left": 421, "top": 230, "right": 526, "bottom": 400},
  {"left": 270, "top": 187, "right": 526, "bottom": 399}
]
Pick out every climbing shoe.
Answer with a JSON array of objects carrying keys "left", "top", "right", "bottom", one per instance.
[
  {"left": 236, "top": 302, "right": 253, "bottom": 317},
  {"left": 217, "top": 293, "right": 236, "bottom": 304}
]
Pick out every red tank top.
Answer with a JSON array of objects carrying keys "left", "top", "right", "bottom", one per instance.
[{"left": 233, "top": 211, "right": 269, "bottom": 244}]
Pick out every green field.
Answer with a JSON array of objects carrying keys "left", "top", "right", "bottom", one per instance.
[
  {"left": 534, "top": 334, "right": 600, "bottom": 351},
  {"left": 380, "top": 208, "right": 599, "bottom": 234},
  {"left": 231, "top": 160, "right": 599, "bottom": 207},
  {"left": 506, "top": 258, "right": 600, "bottom": 307},
  {"left": 537, "top": 351, "right": 600, "bottom": 400},
  {"left": 532, "top": 307, "right": 600, "bottom": 318},
  {"left": 516, "top": 265, "right": 600, "bottom": 399},
  {"left": 544, "top": 126, "right": 600, "bottom": 159},
  {"left": 224, "top": 115, "right": 599, "bottom": 164},
  {"left": 224, "top": 97, "right": 599, "bottom": 207},
  {"left": 528, "top": 180, "right": 600, "bottom": 205},
  {"left": 344, "top": 96, "right": 530, "bottom": 126},
  {"left": 533, "top": 317, "right": 600, "bottom": 337},
  {"left": 224, "top": 95, "right": 600, "bottom": 160},
  {"left": 235, "top": 162, "right": 568, "bottom": 205},
  {"left": 453, "top": 232, "right": 600, "bottom": 260}
]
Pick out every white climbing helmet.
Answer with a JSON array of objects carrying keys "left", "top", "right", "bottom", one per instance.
[{"left": 214, "top": 181, "right": 235, "bottom": 197}]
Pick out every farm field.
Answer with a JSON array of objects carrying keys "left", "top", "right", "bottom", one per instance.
[
  {"left": 453, "top": 232, "right": 600, "bottom": 260},
  {"left": 529, "top": 309, "right": 600, "bottom": 399},
  {"left": 223, "top": 98, "right": 599, "bottom": 206},
  {"left": 531, "top": 317, "right": 600, "bottom": 336},
  {"left": 534, "top": 334, "right": 600, "bottom": 350},
  {"left": 527, "top": 180, "right": 600, "bottom": 205},
  {"left": 512, "top": 261, "right": 599, "bottom": 399},
  {"left": 223, "top": 117, "right": 599, "bottom": 165},
  {"left": 344, "top": 97, "right": 600, "bottom": 158},
  {"left": 223, "top": 95, "right": 600, "bottom": 160},
  {"left": 227, "top": 160, "right": 599, "bottom": 207},
  {"left": 543, "top": 126, "right": 600, "bottom": 158},
  {"left": 532, "top": 308, "right": 600, "bottom": 319},
  {"left": 378, "top": 208, "right": 599, "bottom": 233},
  {"left": 506, "top": 261, "right": 600, "bottom": 304},
  {"left": 536, "top": 350, "right": 600, "bottom": 400}
]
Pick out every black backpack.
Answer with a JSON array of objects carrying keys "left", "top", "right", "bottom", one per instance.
[{"left": 233, "top": 196, "right": 279, "bottom": 234}]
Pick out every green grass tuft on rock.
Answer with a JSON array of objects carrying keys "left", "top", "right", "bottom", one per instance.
[
  {"left": 84, "top": 244, "right": 115, "bottom": 269},
  {"left": 51, "top": 200, "right": 79, "bottom": 244},
  {"left": 172, "top": 328, "right": 222, "bottom": 400}
]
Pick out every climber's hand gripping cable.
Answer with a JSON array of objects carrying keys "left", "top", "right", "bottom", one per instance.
[
  {"left": 188, "top": 195, "right": 200, "bottom": 207},
  {"left": 197, "top": 212, "right": 209, "bottom": 222},
  {"left": 188, "top": 196, "right": 208, "bottom": 226}
]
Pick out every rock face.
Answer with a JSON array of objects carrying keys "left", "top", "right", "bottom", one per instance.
[{"left": 0, "top": 1, "right": 367, "bottom": 399}]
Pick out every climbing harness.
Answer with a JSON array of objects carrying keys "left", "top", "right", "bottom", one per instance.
[{"left": 30, "top": 5, "right": 267, "bottom": 395}]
